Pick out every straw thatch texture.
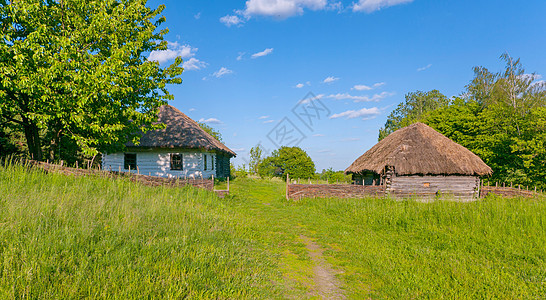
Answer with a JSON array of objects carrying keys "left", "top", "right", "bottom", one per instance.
[
  {"left": 345, "top": 123, "right": 491, "bottom": 176},
  {"left": 128, "top": 105, "right": 235, "bottom": 157}
]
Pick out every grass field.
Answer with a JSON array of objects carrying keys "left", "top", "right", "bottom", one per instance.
[{"left": 1, "top": 164, "right": 545, "bottom": 298}]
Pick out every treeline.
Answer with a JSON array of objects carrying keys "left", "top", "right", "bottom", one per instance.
[{"left": 380, "top": 54, "right": 546, "bottom": 188}]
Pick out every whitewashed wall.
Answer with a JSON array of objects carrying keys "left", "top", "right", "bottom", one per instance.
[{"left": 102, "top": 149, "right": 217, "bottom": 179}]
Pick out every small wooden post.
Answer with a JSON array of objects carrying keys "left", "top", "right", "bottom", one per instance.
[
  {"left": 227, "top": 176, "right": 230, "bottom": 192},
  {"left": 119, "top": 166, "right": 121, "bottom": 173},
  {"left": 75, "top": 161, "right": 78, "bottom": 169},
  {"left": 212, "top": 175, "right": 214, "bottom": 190},
  {"left": 496, "top": 182, "right": 498, "bottom": 187},
  {"left": 510, "top": 182, "right": 513, "bottom": 188},
  {"left": 503, "top": 182, "right": 505, "bottom": 187},
  {"left": 60, "top": 160, "right": 64, "bottom": 167},
  {"left": 309, "top": 178, "right": 311, "bottom": 184},
  {"left": 535, "top": 186, "right": 537, "bottom": 193},
  {"left": 286, "top": 173, "right": 290, "bottom": 200},
  {"left": 137, "top": 166, "right": 140, "bottom": 175}
]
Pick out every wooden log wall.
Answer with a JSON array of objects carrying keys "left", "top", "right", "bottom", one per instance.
[
  {"left": 287, "top": 184, "right": 385, "bottom": 200},
  {"left": 388, "top": 175, "right": 480, "bottom": 201}
]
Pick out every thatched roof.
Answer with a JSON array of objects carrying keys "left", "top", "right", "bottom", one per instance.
[
  {"left": 128, "top": 105, "right": 236, "bottom": 157},
  {"left": 345, "top": 122, "right": 491, "bottom": 176}
]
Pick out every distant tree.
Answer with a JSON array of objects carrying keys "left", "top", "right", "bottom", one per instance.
[
  {"left": 378, "top": 90, "right": 449, "bottom": 140},
  {"left": 320, "top": 168, "right": 351, "bottom": 183},
  {"left": 249, "top": 144, "right": 264, "bottom": 175},
  {"left": 257, "top": 146, "right": 315, "bottom": 180},
  {"left": 0, "top": 0, "right": 183, "bottom": 161},
  {"left": 198, "top": 123, "right": 223, "bottom": 142}
]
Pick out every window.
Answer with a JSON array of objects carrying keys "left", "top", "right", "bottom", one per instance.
[
  {"left": 204, "top": 154, "right": 214, "bottom": 171},
  {"left": 170, "top": 154, "right": 183, "bottom": 170},
  {"left": 124, "top": 153, "right": 137, "bottom": 170}
]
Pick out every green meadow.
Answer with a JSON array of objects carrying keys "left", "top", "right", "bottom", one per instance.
[{"left": 0, "top": 164, "right": 545, "bottom": 299}]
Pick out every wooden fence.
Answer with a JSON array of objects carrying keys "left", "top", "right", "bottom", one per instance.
[{"left": 25, "top": 160, "right": 214, "bottom": 191}]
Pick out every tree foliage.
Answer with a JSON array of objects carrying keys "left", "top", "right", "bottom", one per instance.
[
  {"left": 198, "top": 122, "right": 223, "bottom": 143},
  {"left": 421, "top": 54, "right": 546, "bottom": 188},
  {"left": 249, "top": 144, "right": 264, "bottom": 175},
  {"left": 378, "top": 90, "right": 449, "bottom": 140},
  {"left": 257, "top": 146, "right": 315, "bottom": 180},
  {"left": 0, "top": 0, "right": 182, "bottom": 162}
]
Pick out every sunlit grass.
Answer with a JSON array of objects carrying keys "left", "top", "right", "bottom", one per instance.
[{"left": 1, "top": 162, "right": 544, "bottom": 298}]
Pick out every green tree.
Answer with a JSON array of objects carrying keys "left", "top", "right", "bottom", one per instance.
[
  {"left": 0, "top": 0, "right": 182, "bottom": 161},
  {"left": 198, "top": 122, "right": 223, "bottom": 143},
  {"left": 249, "top": 144, "right": 264, "bottom": 175},
  {"left": 257, "top": 146, "right": 315, "bottom": 180},
  {"left": 378, "top": 90, "right": 449, "bottom": 140}
]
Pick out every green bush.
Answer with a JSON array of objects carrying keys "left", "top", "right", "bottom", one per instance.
[{"left": 257, "top": 146, "right": 315, "bottom": 180}]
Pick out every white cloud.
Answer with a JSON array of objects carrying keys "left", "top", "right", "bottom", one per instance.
[
  {"left": 263, "top": 119, "right": 275, "bottom": 124},
  {"left": 182, "top": 58, "right": 208, "bottom": 71},
  {"left": 298, "top": 93, "right": 324, "bottom": 104},
  {"left": 220, "top": 14, "right": 245, "bottom": 27},
  {"left": 353, "top": 0, "right": 413, "bottom": 13},
  {"left": 323, "top": 76, "right": 340, "bottom": 84},
  {"left": 352, "top": 82, "right": 386, "bottom": 91},
  {"left": 198, "top": 118, "right": 223, "bottom": 124},
  {"left": 212, "top": 67, "right": 234, "bottom": 78},
  {"left": 189, "top": 108, "right": 196, "bottom": 112},
  {"left": 295, "top": 83, "right": 305, "bottom": 88},
  {"left": 148, "top": 42, "right": 198, "bottom": 64},
  {"left": 313, "top": 134, "right": 325, "bottom": 137},
  {"left": 194, "top": 12, "right": 201, "bottom": 19},
  {"left": 352, "top": 84, "right": 372, "bottom": 91},
  {"left": 326, "top": 91, "right": 394, "bottom": 102},
  {"left": 258, "top": 115, "right": 270, "bottom": 119},
  {"left": 417, "top": 63, "right": 432, "bottom": 72},
  {"left": 244, "top": 0, "right": 328, "bottom": 18},
  {"left": 330, "top": 107, "right": 381, "bottom": 120},
  {"left": 237, "top": 52, "right": 245, "bottom": 61},
  {"left": 232, "top": 147, "right": 245, "bottom": 152},
  {"left": 251, "top": 48, "right": 274, "bottom": 58}
]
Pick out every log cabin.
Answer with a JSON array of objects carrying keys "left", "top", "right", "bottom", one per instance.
[
  {"left": 102, "top": 105, "right": 235, "bottom": 178},
  {"left": 345, "top": 123, "right": 492, "bottom": 201}
]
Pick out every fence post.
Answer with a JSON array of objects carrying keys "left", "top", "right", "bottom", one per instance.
[
  {"left": 286, "top": 173, "right": 290, "bottom": 200},
  {"left": 227, "top": 176, "right": 229, "bottom": 192},
  {"left": 212, "top": 175, "right": 214, "bottom": 190}
]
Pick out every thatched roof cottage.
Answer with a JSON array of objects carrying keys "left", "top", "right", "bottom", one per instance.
[
  {"left": 102, "top": 105, "right": 235, "bottom": 178},
  {"left": 345, "top": 123, "right": 492, "bottom": 200}
]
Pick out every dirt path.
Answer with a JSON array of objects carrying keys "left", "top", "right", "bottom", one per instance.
[{"left": 300, "top": 235, "right": 345, "bottom": 299}]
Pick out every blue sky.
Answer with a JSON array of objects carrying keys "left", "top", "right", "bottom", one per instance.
[{"left": 146, "top": 0, "right": 546, "bottom": 171}]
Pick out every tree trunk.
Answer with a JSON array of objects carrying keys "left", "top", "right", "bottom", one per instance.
[{"left": 21, "top": 117, "right": 43, "bottom": 161}]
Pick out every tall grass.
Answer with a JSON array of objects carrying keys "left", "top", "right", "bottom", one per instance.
[
  {"left": 1, "top": 163, "right": 545, "bottom": 299},
  {"left": 0, "top": 163, "right": 282, "bottom": 298}
]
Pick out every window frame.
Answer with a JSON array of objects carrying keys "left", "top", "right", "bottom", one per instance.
[
  {"left": 170, "top": 153, "right": 183, "bottom": 171},
  {"left": 124, "top": 153, "right": 137, "bottom": 170}
]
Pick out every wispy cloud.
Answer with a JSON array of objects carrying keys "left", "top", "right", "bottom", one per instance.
[
  {"left": 194, "top": 12, "right": 201, "bottom": 19},
  {"left": 353, "top": 0, "right": 414, "bottom": 13},
  {"left": 258, "top": 115, "right": 269, "bottom": 119},
  {"left": 189, "top": 108, "right": 196, "bottom": 112},
  {"left": 263, "top": 119, "right": 275, "bottom": 124},
  {"left": 182, "top": 58, "right": 208, "bottom": 71},
  {"left": 237, "top": 52, "right": 245, "bottom": 61},
  {"left": 352, "top": 82, "right": 385, "bottom": 91},
  {"left": 148, "top": 42, "right": 199, "bottom": 64},
  {"left": 232, "top": 147, "right": 245, "bottom": 152},
  {"left": 326, "top": 91, "right": 394, "bottom": 102},
  {"left": 329, "top": 107, "right": 381, "bottom": 120},
  {"left": 198, "top": 118, "right": 223, "bottom": 124},
  {"left": 295, "top": 83, "right": 305, "bottom": 88},
  {"left": 220, "top": 14, "right": 245, "bottom": 27},
  {"left": 323, "top": 76, "right": 340, "bottom": 84},
  {"left": 251, "top": 48, "right": 274, "bottom": 58},
  {"left": 212, "top": 67, "right": 234, "bottom": 78},
  {"left": 417, "top": 63, "right": 432, "bottom": 72},
  {"left": 317, "top": 149, "right": 332, "bottom": 153},
  {"left": 244, "top": 0, "right": 328, "bottom": 19},
  {"left": 313, "top": 134, "right": 325, "bottom": 137}
]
